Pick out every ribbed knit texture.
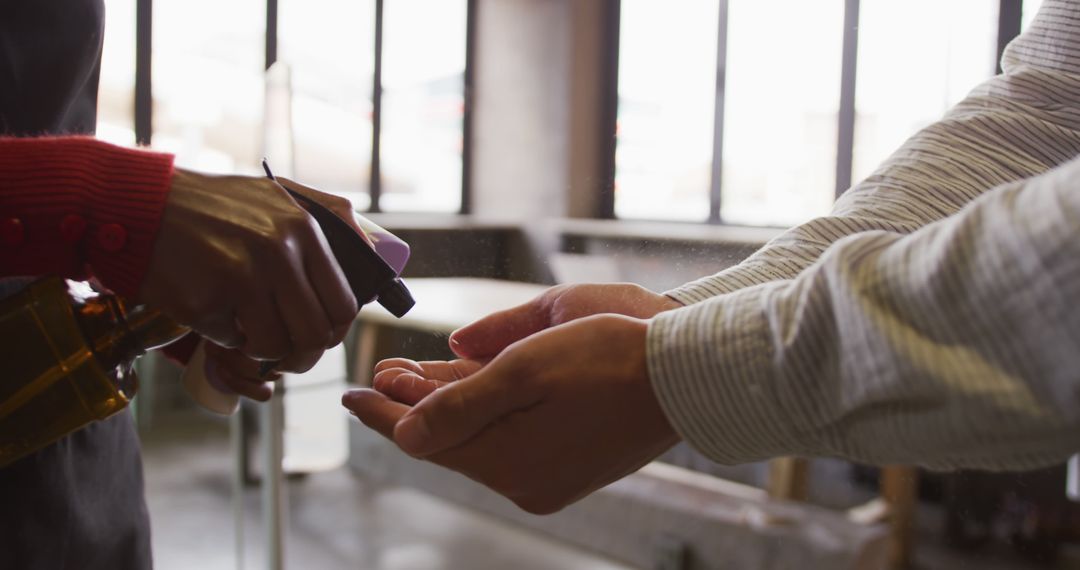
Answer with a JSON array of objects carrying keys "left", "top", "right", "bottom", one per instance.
[
  {"left": 648, "top": 0, "right": 1080, "bottom": 470},
  {"left": 0, "top": 137, "right": 174, "bottom": 298}
]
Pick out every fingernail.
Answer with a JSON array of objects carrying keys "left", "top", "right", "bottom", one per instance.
[
  {"left": 449, "top": 335, "right": 468, "bottom": 357},
  {"left": 341, "top": 390, "right": 365, "bottom": 408},
  {"left": 395, "top": 413, "right": 432, "bottom": 454},
  {"left": 371, "top": 371, "right": 387, "bottom": 391}
]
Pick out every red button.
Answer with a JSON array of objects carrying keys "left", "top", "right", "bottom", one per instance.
[
  {"left": 0, "top": 218, "right": 24, "bottom": 247},
  {"left": 59, "top": 214, "right": 88, "bottom": 244},
  {"left": 97, "top": 223, "right": 128, "bottom": 252}
]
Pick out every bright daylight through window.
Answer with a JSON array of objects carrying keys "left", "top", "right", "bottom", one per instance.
[
  {"left": 279, "top": 0, "right": 375, "bottom": 208},
  {"left": 380, "top": 0, "right": 467, "bottom": 213},
  {"left": 97, "top": 0, "right": 467, "bottom": 212},
  {"left": 614, "top": 0, "right": 1045, "bottom": 228}
]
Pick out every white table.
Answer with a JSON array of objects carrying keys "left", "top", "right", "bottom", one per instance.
[{"left": 352, "top": 277, "right": 549, "bottom": 386}]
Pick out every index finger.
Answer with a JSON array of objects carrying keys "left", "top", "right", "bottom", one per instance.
[
  {"left": 342, "top": 389, "right": 409, "bottom": 440},
  {"left": 299, "top": 219, "right": 360, "bottom": 336},
  {"left": 448, "top": 296, "right": 552, "bottom": 359},
  {"left": 375, "top": 358, "right": 485, "bottom": 382}
]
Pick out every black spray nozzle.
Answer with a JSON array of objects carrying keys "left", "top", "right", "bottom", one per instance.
[{"left": 377, "top": 278, "right": 415, "bottom": 318}]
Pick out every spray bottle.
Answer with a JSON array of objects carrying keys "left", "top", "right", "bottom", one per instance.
[{"left": 0, "top": 180, "right": 414, "bottom": 468}]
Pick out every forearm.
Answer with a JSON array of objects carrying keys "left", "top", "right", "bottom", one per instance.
[
  {"left": 0, "top": 137, "right": 174, "bottom": 297},
  {"left": 670, "top": 1, "right": 1080, "bottom": 304},
  {"left": 649, "top": 157, "right": 1080, "bottom": 470}
]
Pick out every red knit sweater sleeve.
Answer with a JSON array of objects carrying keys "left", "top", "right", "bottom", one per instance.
[{"left": 0, "top": 137, "right": 174, "bottom": 299}]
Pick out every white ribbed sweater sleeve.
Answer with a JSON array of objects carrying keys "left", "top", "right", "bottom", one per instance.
[
  {"left": 667, "top": 0, "right": 1080, "bottom": 304},
  {"left": 648, "top": 157, "right": 1080, "bottom": 470}
]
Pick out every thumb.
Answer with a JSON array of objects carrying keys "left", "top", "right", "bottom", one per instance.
[
  {"left": 275, "top": 176, "right": 369, "bottom": 240},
  {"left": 393, "top": 360, "right": 540, "bottom": 457},
  {"left": 449, "top": 296, "right": 551, "bottom": 359}
]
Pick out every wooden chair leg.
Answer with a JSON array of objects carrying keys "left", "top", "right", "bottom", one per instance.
[
  {"left": 881, "top": 465, "right": 918, "bottom": 569},
  {"left": 767, "top": 457, "right": 809, "bottom": 501},
  {"left": 352, "top": 323, "right": 381, "bottom": 387}
]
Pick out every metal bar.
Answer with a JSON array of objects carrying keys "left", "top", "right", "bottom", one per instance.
[
  {"left": 835, "top": 0, "right": 860, "bottom": 198},
  {"left": 252, "top": 3, "right": 284, "bottom": 568},
  {"left": 261, "top": 381, "right": 287, "bottom": 570},
  {"left": 369, "top": 0, "right": 385, "bottom": 212},
  {"left": 460, "top": 0, "right": 477, "bottom": 215},
  {"left": 231, "top": 409, "right": 246, "bottom": 570},
  {"left": 1068, "top": 454, "right": 1079, "bottom": 501},
  {"left": 596, "top": 0, "right": 621, "bottom": 219},
  {"left": 707, "top": 0, "right": 730, "bottom": 223},
  {"left": 266, "top": 0, "right": 279, "bottom": 69},
  {"left": 997, "top": 0, "right": 1023, "bottom": 73},
  {"left": 134, "top": 0, "right": 153, "bottom": 146}
]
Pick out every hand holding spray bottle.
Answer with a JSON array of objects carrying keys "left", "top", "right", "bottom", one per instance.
[{"left": 0, "top": 164, "right": 414, "bottom": 467}]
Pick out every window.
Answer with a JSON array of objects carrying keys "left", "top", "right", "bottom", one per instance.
[
  {"left": 721, "top": 0, "right": 845, "bottom": 226},
  {"left": 97, "top": 0, "right": 471, "bottom": 212},
  {"left": 614, "top": 0, "right": 720, "bottom": 222},
  {"left": 380, "top": 0, "right": 468, "bottom": 213},
  {"left": 1024, "top": 0, "right": 1045, "bottom": 29},
  {"left": 614, "top": 0, "right": 1041, "bottom": 227},
  {"left": 279, "top": 0, "right": 376, "bottom": 207},
  {"left": 151, "top": 0, "right": 266, "bottom": 175},
  {"left": 852, "top": 0, "right": 998, "bottom": 183},
  {"left": 99, "top": 0, "right": 137, "bottom": 147}
]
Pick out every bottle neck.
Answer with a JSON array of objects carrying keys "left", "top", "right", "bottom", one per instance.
[
  {"left": 68, "top": 281, "right": 190, "bottom": 374},
  {"left": 123, "top": 304, "right": 192, "bottom": 352}
]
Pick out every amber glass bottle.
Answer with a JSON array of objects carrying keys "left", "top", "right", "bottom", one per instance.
[{"left": 0, "top": 276, "right": 188, "bottom": 467}]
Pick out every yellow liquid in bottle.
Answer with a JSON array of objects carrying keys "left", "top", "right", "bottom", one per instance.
[{"left": 0, "top": 277, "right": 188, "bottom": 467}]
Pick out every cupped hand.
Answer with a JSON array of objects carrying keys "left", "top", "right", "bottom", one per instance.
[
  {"left": 448, "top": 283, "right": 681, "bottom": 361},
  {"left": 342, "top": 314, "right": 681, "bottom": 515},
  {"left": 139, "top": 169, "right": 359, "bottom": 373}
]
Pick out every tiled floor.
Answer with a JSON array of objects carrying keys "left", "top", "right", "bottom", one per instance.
[
  {"left": 140, "top": 409, "right": 1062, "bottom": 570},
  {"left": 140, "top": 412, "right": 632, "bottom": 570}
]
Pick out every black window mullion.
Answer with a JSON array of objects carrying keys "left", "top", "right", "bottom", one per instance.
[
  {"left": 266, "top": 0, "right": 279, "bottom": 69},
  {"left": 369, "top": 0, "right": 385, "bottom": 212},
  {"left": 997, "top": 0, "right": 1023, "bottom": 73},
  {"left": 134, "top": 0, "right": 153, "bottom": 146},
  {"left": 597, "top": 0, "right": 621, "bottom": 219},
  {"left": 707, "top": 0, "right": 730, "bottom": 224},
  {"left": 835, "top": 0, "right": 860, "bottom": 198},
  {"left": 460, "top": 0, "right": 477, "bottom": 215}
]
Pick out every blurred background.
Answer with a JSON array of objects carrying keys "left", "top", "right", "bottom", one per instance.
[{"left": 98, "top": 0, "right": 1080, "bottom": 568}]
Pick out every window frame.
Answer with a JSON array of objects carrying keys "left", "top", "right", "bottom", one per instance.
[
  {"left": 603, "top": 0, "right": 1027, "bottom": 225},
  {"left": 131, "top": 0, "right": 475, "bottom": 214}
]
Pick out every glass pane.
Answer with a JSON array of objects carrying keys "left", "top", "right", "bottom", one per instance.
[
  {"left": 852, "top": 0, "right": 998, "bottom": 184},
  {"left": 99, "top": 0, "right": 137, "bottom": 146},
  {"left": 279, "top": 0, "right": 375, "bottom": 207},
  {"left": 615, "top": 0, "right": 720, "bottom": 222},
  {"left": 721, "top": 0, "right": 845, "bottom": 227},
  {"left": 1024, "top": 0, "right": 1045, "bottom": 30},
  {"left": 152, "top": 0, "right": 265, "bottom": 175},
  {"left": 380, "top": 0, "right": 467, "bottom": 213}
]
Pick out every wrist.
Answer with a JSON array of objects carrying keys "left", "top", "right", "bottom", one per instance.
[
  {"left": 0, "top": 138, "right": 174, "bottom": 296},
  {"left": 617, "top": 315, "right": 680, "bottom": 448}
]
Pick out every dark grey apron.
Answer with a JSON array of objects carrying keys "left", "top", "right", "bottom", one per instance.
[{"left": 0, "top": 1, "right": 152, "bottom": 568}]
